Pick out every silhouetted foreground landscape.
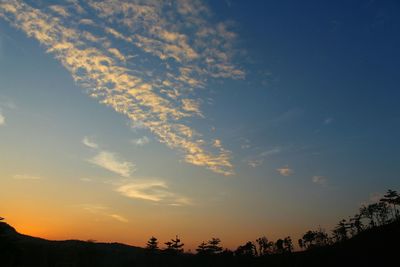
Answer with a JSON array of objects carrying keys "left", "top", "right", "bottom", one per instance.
[{"left": 1, "top": 189, "right": 400, "bottom": 267}]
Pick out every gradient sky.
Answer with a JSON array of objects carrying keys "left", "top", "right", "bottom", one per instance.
[{"left": 1, "top": 0, "right": 400, "bottom": 250}]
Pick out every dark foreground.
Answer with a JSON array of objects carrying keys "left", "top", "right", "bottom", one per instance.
[{"left": 1, "top": 221, "right": 399, "bottom": 267}]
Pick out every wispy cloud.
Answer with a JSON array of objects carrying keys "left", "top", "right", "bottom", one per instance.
[
  {"left": 109, "top": 214, "right": 129, "bottom": 223},
  {"left": 271, "top": 108, "right": 304, "bottom": 124},
  {"left": 82, "top": 136, "right": 135, "bottom": 177},
  {"left": 79, "top": 204, "right": 128, "bottom": 223},
  {"left": 0, "top": 112, "right": 4, "bottom": 126},
  {"left": 323, "top": 117, "right": 333, "bottom": 125},
  {"left": 0, "top": 0, "right": 243, "bottom": 175},
  {"left": 82, "top": 136, "right": 99, "bottom": 149},
  {"left": 13, "top": 174, "right": 42, "bottom": 180},
  {"left": 89, "top": 151, "right": 135, "bottom": 177},
  {"left": 276, "top": 166, "right": 293, "bottom": 176},
  {"left": 312, "top": 175, "right": 327, "bottom": 185},
  {"left": 80, "top": 177, "right": 93, "bottom": 182},
  {"left": 130, "top": 136, "right": 150, "bottom": 146},
  {"left": 116, "top": 179, "right": 191, "bottom": 206},
  {"left": 0, "top": 96, "right": 17, "bottom": 110},
  {"left": 247, "top": 147, "right": 282, "bottom": 168}
]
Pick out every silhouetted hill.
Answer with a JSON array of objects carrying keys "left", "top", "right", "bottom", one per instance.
[
  {"left": 1, "top": 221, "right": 400, "bottom": 267},
  {"left": 292, "top": 220, "right": 400, "bottom": 267}
]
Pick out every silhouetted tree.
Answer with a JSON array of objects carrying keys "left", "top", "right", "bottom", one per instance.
[
  {"left": 256, "top": 236, "right": 273, "bottom": 256},
  {"left": 333, "top": 219, "right": 348, "bottom": 242},
  {"left": 298, "top": 239, "right": 304, "bottom": 250},
  {"left": 196, "top": 238, "right": 223, "bottom": 255},
  {"left": 300, "top": 228, "right": 329, "bottom": 249},
  {"left": 235, "top": 241, "right": 256, "bottom": 257},
  {"left": 376, "top": 202, "right": 390, "bottom": 225},
  {"left": 196, "top": 241, "right": 208, "bottom": 255},
  {"left": 283, "top": 236, "right": 293, "bottom": 253},
  {"left": 206, "top": 238, "right": 223, "bottom": 254},
  {"left": 315, "top": 228, "right": 330, "bottom": 246},
  {"left": 360, "top": 204, "right": 377, "bottom": 228},
  {"left": 275, "top": 239, "right": 284, "bottom": 254},
  {"left": 350, "top": 214, "right": 364, "bottom": 235},
  {"left": 146, "top": 236, "right": 159, "bottom": 250},
  {"left": 380, "top": 189, "right": 400, "bottom": 219},
  {"left": 167, "top": 235, "right": 184, "bottom": 253},
  {"left": 302, "top": 231, "right": 315, "bottom": 249}
]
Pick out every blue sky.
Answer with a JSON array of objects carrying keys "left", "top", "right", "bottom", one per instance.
[{"left": 0, "top": 0, "right": 399, "bottom": 249}]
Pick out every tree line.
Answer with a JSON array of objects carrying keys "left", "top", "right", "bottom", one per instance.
[{"left": 144, "top": 189, "right": 400, "bottom": 257}]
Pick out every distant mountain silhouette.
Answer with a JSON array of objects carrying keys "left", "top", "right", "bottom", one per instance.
[{"left": 1, "top": 220, "right": 399, "bottom": 267}]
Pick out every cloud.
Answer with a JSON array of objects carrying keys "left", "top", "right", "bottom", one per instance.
[
  {"left": 0, "top": 96, "right": 17, "bottom": 109},
  {"left": 79, "top": 204, "right": 128, "bottom": 223},
  {"left": 323, "top": 117, "right": 333, "bottom": 125},
  {"left": 0, "top": 0, "right": 243, "bottom": 176},
  {"left": 247, "top": 147, "right": 282, "bottom": 168},
  {"left": 109, "top": 214, "right": 128, "bottom": 223},
  {"left": 130, "top": 136, "right": 150, "bottom": 146},
  {"left": 13, "top": 174, "right": 42, "bottom": 180},
  {"left": 49, "top": 5, "right": 70, "bottom": 17},
  {"left": 89, "top": 151, "right": 135, "bottom": 177},
  {"left": 247, "top": 159, "right": 263, "bottom": 168},
  {"left": 312, "top": 175, "right": 327, "bottom": 185},
  {"left": 82, "top": 136, "right": 99, "bottom": 149},
  {"left": 212, "top": 139, "right": 222, "bottom": 148},
  {"left": 276, "top": 166, "right": 293, "bottom": 176},
  {"left": 271, "top": 108, "right": 304, "bottom": 124},
  {"left": 0, "top": 112, "right": 4, "bottom": 126},
  {"left": 116, "top": 179, "right": 191, "bottom": 206}
]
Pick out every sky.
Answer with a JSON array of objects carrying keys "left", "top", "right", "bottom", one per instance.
[{"left": 1, "top": 0, "right": 400, "bottom": 250}]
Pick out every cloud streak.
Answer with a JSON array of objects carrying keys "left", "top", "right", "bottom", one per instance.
[
  {"left": 13, "top": 174, "right": 42, "bottom": 180},
  {"left": 82, "top": 136, "right": 99, "bottom": 149},
  {"left": 276, "top": 166, "right": 293, "bottom": 176},
  {"left": 79, "top": 204, "right": 128, "bottom": 223},
  {"left": 89, "top": 151, "right": 135, "bottom": 177},
  {"left": 247, "top": 147, "right": 282, "bottom": 168},
  {"left": 312, "top": 175, "right": 327, "bottom": 185},
  {"left": 0, "top": 0, "right": 243, "bottom": 175},
  {"left": 130, "top": 136, "right": 150, "bottom": 146},
  {"left": 0, "top": 112, "right": 4, "bottom": 126},
  {"left": 116, "top": 179, "right": 191, "bottom": 206}
]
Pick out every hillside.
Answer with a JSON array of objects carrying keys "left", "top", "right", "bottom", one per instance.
[{"left": 1, "top": 221, "right": 399, "bottom": 267}]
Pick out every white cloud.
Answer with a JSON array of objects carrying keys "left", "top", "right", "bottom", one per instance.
[
  {"left": 116, "top": 179, "right": 191, "bottom": 206},
  {"left": 130, "top": 136, "right": 150, "bottom": 146},
  {"left": 109, "top": 214, "right": 128, "bottom": 223},
  {"left": 0, "top": 0, "right": 243, "bottom": 176},
  {"left": 312, "top": 175, "right": 327, "bottom": 185},
  {"left": 260, "top": 147, "right": 282, "bottom": 157},
  {"left": 276, "top": 166, "right": 293, "bottom": 176},
  {"left": 89, "top": 151, "right": 135, "bottom": 177},
  {"left": 82, "top": 136, "right": 98, "bottom": 149},
  {"left": 0, "top": 112, "right": 4, "bottom": 126},
  {"left": 13, "top": 174, "right": 42, "bottom": 180}
]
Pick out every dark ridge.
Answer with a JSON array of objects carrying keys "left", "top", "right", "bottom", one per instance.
[{"left": 1, "top": 220, "right": 400, "bottom": 267}]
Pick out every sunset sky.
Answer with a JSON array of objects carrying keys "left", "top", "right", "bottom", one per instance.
[{"left": 1, "top": 0, "right": 400, "bottom": 250}]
